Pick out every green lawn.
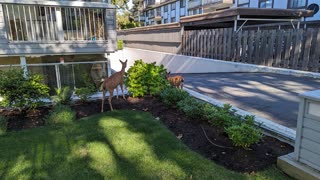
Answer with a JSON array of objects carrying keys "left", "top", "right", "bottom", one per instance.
[{"left": 0, "top": 110, "right": 291, "bottom": 179}]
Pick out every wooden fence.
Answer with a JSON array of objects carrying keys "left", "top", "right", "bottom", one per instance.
[{"left": 181, "top": 28, "right": 320, "bottom": 72}]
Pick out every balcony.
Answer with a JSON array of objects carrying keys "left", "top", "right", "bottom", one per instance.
[
  {"left": 188, "top": 0, "right": 232, "bottom": 10},
  {"left": 146, "top": 0, "right": 160, "bottom": 8},
  {"left": 188, "top": 0, "right": 202, "bottom": 9},
  {"left": 202, "top": 0, "right": 233, "bottom": 12},
  {"left": 0, "top": 0, "right": 117, "bottom": 56}
]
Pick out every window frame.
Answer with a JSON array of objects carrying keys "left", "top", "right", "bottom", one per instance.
[
  {"left": 258, "top": 0, "right": 274, "bottom": 8},
  {"left": 287, "top": 0, "right": 308, "bottom": 9},
  {"left": 237, "top": 0, "right": 250, "bottom": 7}
]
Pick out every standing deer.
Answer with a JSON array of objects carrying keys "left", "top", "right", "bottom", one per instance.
[
  {"left": 101, "top": 59, "right": 127, "bottom": 112},
  {"left": 166, "top": 72, "right": 184, "bottom": 89}
]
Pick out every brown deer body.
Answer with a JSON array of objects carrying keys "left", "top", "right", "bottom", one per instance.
[
  {"left": 101, "top": 60, "right": 127, "bottom": 112},
  {"left": 166, "top": 72, "right": 184, "bottom": 89}
]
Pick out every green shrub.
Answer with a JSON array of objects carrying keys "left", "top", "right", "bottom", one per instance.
[
  {"left": 177, "top": 97, "right": 205, "bottom": 120},
  {"left": 225, "top": 116, "right": 263, "bottom": 148},
  {"left": 0, "top": 115, "right": 7, "bottom": 135},
  {"left": 45, "top": 104, "right": 76, "bottom": 126},
  {"left": 160, "top": 87, "right": 190, "bottom": 107},
  {"left": 51, "top": 87, "right": 73, "bottom": 105},
  {"left": 207, "top": 104, "right": 241, "bottom": 128},
  {"left": 75, "top": 86, "right": 96, "bottom": 102},
  {"left": 0, "top": 69, "right": 50, "bottom": 109},
  {"left": 117, "top": 40, "right": 124, "bottom": 50},
  {"left": 125, "top": 60, "right": 168, "bottom": 97}
]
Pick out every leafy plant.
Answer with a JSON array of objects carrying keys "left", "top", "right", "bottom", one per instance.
[
  {"left": 75, "top": 87, "right": 96, "bottom": 102},
  {"left": 125, "top": 60, "right": 168, "bottom": 97},
  {"left": 160, "top": 87, "right": 190, "bottom": 107},
  {"left": 0, "top": 115, "right": 7, "bottom": 135},
  {"left": 225, "top": 122, "right": 263, "bottom": 148},
  {"left": 45, "top": 104, "right": 76, "bottom": 126},
  {"left": 207, "top": 104, "right": 241, "bottom": 128},
  {"left": 51, "top": 86, "right": 73, "bottom": 105},
  {"left": 0, "top": 68, "right": 50, "bottom": 109},
  {"left": 117, "top": 40, "right": 124, "bottom": 50},
  {"left": 177, "top": 97, "right": 205, "bottom": 120}
]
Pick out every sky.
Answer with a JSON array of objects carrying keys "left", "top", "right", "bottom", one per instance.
[{"left": 128, "top": 0, "right": 133, "bottom": 9}]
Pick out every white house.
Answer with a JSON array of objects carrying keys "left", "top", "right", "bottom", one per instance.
[{"left": 0, "top": 0, "right": 117, "bottom": 92}]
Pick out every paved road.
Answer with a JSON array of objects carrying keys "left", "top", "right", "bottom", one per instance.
[{"left": 183, "top": 73, "right": 320, "bottom": 129}]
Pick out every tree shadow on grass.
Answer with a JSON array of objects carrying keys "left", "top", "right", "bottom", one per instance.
[{"left": 0, "top": 110, "right": 289, "bottom": 179}]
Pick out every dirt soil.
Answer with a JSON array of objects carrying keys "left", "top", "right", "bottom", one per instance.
[{"left": 1, "top": 96, "right": 293, "bottom": 173}]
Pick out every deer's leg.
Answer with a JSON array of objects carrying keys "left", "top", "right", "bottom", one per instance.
[
  {"left": 101, "top": 90, "right": 106, "bottom": 112},
  {"left": 116, "top": 86, "right": 119, "bottom": 99},
  {"left": 120, "top": 83, "right": 126, "bottom": 100},
  {"left": 108, "top": 90, "right": 114, "bottom": 111}
]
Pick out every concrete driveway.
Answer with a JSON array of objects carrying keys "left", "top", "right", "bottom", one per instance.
[{"left": 183, "top": 73, "right": 320, "bottom": 129}]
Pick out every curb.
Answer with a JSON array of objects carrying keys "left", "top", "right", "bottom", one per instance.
[{"left": 184, "top": 88, "right": 296, "bottom": 144}]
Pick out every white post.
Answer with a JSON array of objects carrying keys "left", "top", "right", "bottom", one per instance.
[
  {"left": 20, "top": 56, "right": 28, "bottom": 78},
  {"left": 104, "top": 53, "right": 111, "bottom": 77},
  {"left": 55, "top": 7, "right": 65, "bottom": 41}
]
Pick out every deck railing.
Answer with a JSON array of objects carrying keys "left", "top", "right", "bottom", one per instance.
[{"left": 1, "top": 0, "right": 114, "bottom": 42}]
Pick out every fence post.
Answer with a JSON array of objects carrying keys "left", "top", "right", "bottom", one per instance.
[
  {"left": 55, "top": 7, "right": 64, "bottom": 41},
  {"left": 55, "top": 64, "right": 61, "bottom": 89}
]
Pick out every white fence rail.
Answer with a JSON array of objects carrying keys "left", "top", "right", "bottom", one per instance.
[{"left": 2, "top": 3, "right": 106, "bottom": 42}]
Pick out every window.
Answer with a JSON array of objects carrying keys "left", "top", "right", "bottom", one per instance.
[
  {"left": 288, "top": 0, "right": 307, "bottom": 9},
  {"left": 156, "top": 8, "right": 161, "bottom": 16},
  {"left": 193, "top": 9, "right": 198, "bottom": 15},
  {"left": 164, "top": 5, "right": 168, "bottom": 12},
  {"left": 180, "top": 0, "right": 186, "bottom": 8},
  {"left": 237, "top": 0, "right": 250, "bottom": 7},
  {"left": 164, "top": 18, "right": 168, "bottom": 23},
  {"left": 171, "top": 17, "right": 175, "bottom": 22},
  {"left": 259, "top": 0, "right": 273, "bottom": 8},
  {"left": 171, "top": 3, "right": 176, "bottom": 10}
]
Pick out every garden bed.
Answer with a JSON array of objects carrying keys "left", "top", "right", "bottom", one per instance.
[{"left": 0, "top": 96, "right": 293, "bottom": 173}]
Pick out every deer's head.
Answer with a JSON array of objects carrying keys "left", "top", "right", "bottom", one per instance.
[
  {"left": 165, "top": 71, "right": 171, "bottom": 79},
  {"left": 119, "top": 59, "right": 128, "bottom": 70}
]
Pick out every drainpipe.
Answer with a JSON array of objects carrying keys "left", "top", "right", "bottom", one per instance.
[{"left": 20, "top": 56, "right": 28, "bottom": 78}]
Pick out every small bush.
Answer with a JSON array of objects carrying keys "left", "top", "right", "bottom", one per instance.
[
  {"left": 0, "top": 69, "right": 50, "bottom": 109},
  {"left": 0, "top": 115, "right": 7, "bottom": 135},
  {"left": 117, "top": 40, "right": 124, "bottom": 50},
  {"left": 160, "top": 87, "right": 189, "bottom": 107},
  {"left": 51, "top": 87, "right": 73, "bottom": 105},
  {"left": 177, "top": 97, "right": 205, "bottom": 120},
  {"left": 125, "top": 60, "right": 168, "bottom": 97},
  {"left": 45, "top": 104, "right": 76, "bottom": 126},
  {"left": 207, "top": 104, "right": 241, "bottom": 128},
  {"left": 225, "top": 116, "right": 263, "bottom": 148},
  {"left": 75, "top": 86, "right": 96, "bottom": 102}
]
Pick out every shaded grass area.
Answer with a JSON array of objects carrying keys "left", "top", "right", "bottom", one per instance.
[{"left": 0, "top": 110, "right": 290, "bottom": 179}]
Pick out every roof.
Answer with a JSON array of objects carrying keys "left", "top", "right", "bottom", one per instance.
[{"left": 181, "top": 8, "right": 314, "bottom": 29}]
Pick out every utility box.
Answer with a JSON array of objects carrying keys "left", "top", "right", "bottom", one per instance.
[
  {"left": 295, "top": 90, "right": 320, "bottom": 171},
  {"left": 278, "top": 90, "right": 320, "bottom": 180}
]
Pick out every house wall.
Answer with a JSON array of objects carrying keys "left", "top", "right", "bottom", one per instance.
[{"left": 295, "top": 91, "right": 320, "bottom": 172}]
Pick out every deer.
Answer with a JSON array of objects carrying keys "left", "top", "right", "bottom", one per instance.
[
  {"left": 166, "top": 72, "right": 184, "bottom": 89},
  {"left": 101, "top": 59, "right": 127, "bottom": 112}
]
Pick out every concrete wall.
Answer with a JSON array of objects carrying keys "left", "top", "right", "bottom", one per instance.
[{"left": 109, "top": 47, "right": 320, "bottom": 79}]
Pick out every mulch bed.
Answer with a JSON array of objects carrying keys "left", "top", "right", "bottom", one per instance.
[{"left": 0, "top": 96, "right": 293, "bottom": 173}]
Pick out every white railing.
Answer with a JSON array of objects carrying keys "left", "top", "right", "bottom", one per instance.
[
  {"left": 188, "top": 0, "right": 202, "bottom": 9},
  {"left": 2, "top": 1, "right": 109, "bottom": 42},
  {"left": 202, "top": 0, "right": 222, "bottom": 6}
]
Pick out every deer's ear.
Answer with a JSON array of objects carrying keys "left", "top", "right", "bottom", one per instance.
[
  {"left": 119, "top": 59, "right": 123, "bottom": 63},
  {"left": 125, "top": 59, "right": 128, "bottom": 63}
]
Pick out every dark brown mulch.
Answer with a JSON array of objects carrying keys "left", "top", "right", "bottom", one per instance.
[{"left": 0, "top": 96, "right": 293, "bottom": 173}]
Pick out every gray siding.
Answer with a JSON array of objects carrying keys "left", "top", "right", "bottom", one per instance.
[
  {"left": 117, "top": 23, "right": 182, "bottom": 54},
  {"left": 295, "top": 96, "right": 320, "bottom": 172}
]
